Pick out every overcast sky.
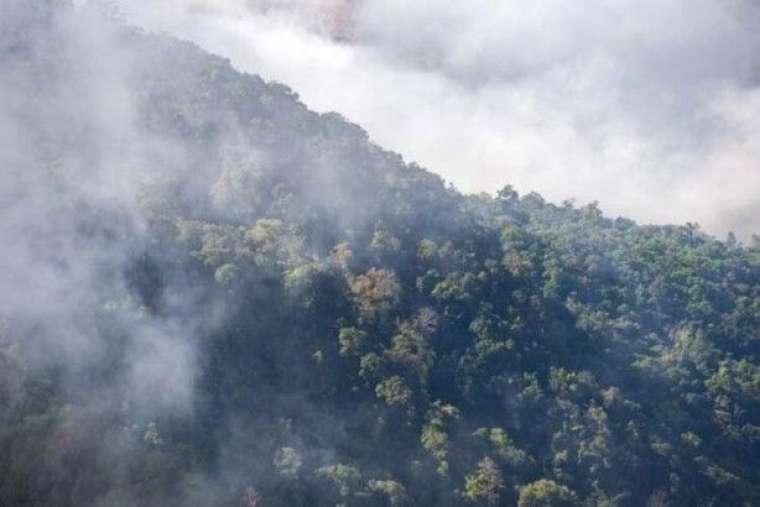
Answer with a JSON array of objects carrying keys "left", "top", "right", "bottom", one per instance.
[{"left": 109, "top": 0, "right": 760, "bottom": 239}]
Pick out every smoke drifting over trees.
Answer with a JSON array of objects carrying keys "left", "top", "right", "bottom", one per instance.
[
  {"left": 114, "top": 0, "right": 760, "bottom": 238},
  {"left": 1, "top": 2, "right": 759, "bottom": 506}
]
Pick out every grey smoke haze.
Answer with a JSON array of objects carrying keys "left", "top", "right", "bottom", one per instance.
[
  {"left": 0, "top": 1, "right": 196, "bottom": 417},
  {"left": 3, "top": 4, "right": 760, "bottom": 505},
  {"left": 111, "top": 0, "right": 760, "bottom": 238}
]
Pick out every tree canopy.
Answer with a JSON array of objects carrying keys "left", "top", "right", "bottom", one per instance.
[{"left": 1, "top": 3, "right": 759, "bottom": 506}]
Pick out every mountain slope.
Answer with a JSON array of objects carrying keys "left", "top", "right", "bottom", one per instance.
[{"left": 1, "top": 3, "right": 759, "bottom": 506}]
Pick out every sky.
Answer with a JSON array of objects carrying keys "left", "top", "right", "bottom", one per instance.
[{"left": 109, "top": 0, "right": 760, "bottom": 239}]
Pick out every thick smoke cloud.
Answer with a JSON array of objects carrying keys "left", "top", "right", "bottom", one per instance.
[
  {"left": 0, "top": 1, "right": 197, "bottom": 417},
  {"left": 111, "top": 0, "right": 760, "bottom": 238}
]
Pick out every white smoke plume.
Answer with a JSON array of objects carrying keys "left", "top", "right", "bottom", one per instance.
[{"left": 111, "top": 0, "right": 760, "bottom": 238}]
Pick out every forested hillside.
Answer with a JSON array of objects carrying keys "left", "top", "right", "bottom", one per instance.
[{"left": 1, "top": 2, "right": 759, "bottom": 506}]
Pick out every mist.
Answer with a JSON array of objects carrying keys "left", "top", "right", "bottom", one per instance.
[{"left": 111, "top": 0, "right": 760, "bottom": 238}]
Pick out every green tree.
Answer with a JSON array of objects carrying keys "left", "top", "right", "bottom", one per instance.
[
  {"left": 464, "top": 457, "right": 505, "bottom": 505},
  {"left": 518, "top": 479, "right": 577, "bottom": 507}
]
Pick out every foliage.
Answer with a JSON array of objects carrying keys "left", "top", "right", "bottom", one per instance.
[
  {"left": 2, "top": 3, "right": 760, "bottom": 506},
  {"left": 517, "top": 479, "right": 577, "bottom": 507}
]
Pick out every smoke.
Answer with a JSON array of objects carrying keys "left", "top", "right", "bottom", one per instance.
[
  {"left": 1, "top": 4, "right": 367, "bottom": 502},
  {"left": 110, "top": 0, "right": 760, "bottom": 238},
  {"left": 0, "top": 1, "right": 197, "bottom": 419},
  {"left": 3, "top": 3, "right": 759, "bottom": 504}
]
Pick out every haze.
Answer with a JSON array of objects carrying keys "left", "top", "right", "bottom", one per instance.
[{"left": 111, "top": 0, "right": 760, "bottom": 239}]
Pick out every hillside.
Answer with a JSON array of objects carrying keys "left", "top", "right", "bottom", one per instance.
[{"left": 1, "top": 3, "right": 759, "bottom": 506}]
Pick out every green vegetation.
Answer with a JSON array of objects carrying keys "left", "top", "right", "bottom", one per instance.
[{"left": 1, "top": 2, "right": 759, "bottom": 506}]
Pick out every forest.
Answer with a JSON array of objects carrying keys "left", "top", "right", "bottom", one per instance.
[{"left": 0, "top": 2, "right": 759, "bottom": 506}]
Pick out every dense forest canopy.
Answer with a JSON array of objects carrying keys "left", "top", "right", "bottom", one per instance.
[{"left": 1, "top": 2, "right": 759, "bottom": 506}]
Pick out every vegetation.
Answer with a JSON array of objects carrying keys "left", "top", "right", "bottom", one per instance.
[{"left": 1, "top": 2, "right": 759, "bottom": 506}]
